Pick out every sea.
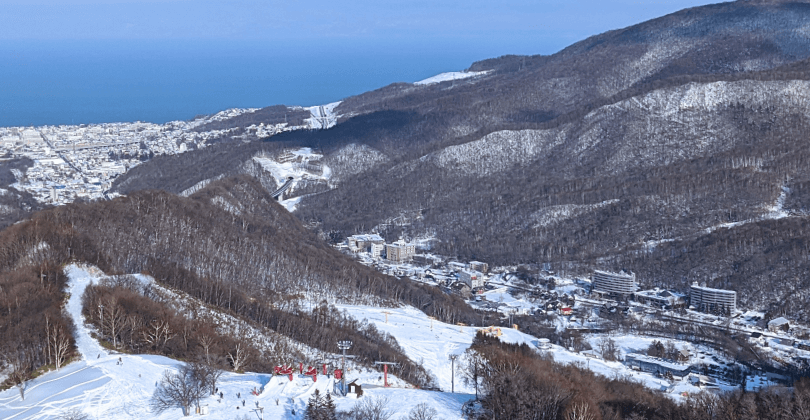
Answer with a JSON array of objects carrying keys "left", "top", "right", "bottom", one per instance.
[{"left": 0, "top": 39, "right": 498, "bottom": 128}]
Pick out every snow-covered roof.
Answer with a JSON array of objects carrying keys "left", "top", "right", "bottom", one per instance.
[
  {"left": 626, "top": 353, "right": 691, "bottom": 372},
  {"left": 768, "top": 317, "right": 790, "bottom": 327},
  {"left": 350, "top": 234, "right": 384, "bottom": 242}
]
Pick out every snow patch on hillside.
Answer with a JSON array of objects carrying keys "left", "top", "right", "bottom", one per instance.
[
  {"left": 414, "top": 71, "right": 489, "bottom": 86},
  {"left": 253, "top": 148, "right": 330, "bottom": 186},
  {"left": 429, "top": 128, "right": 566, "bottom": 176},
  {"left": 323, "top": 143, "right": 389, "bottom": 184},
  {"left": 335, "top": 304, "right": 535, "bottom": 393},
  {"left": 179, "top": 175, "right": 225, "bottom": 197},
  {"left": 531, "top": 200, "right": 621, "bottom": 228},
  {"left": 252, "top": 148, "right": 331, "bottom": 208}
]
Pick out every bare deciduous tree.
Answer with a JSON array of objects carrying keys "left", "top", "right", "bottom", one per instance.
[
  {"left": 407, "top": 402, "right": 438, "bottom": 420},
  {"left": 102, "top": 297, "right": 125, "bottom": 348},
  {"left": 150, "top": 364, "right": 207, "bottom": 416},
  {"left": 142, "top": 318, "right": 174, "bottom": 352},
  {"left": 597, "top": 337, "right": 619, "bottom": 361},
  {"left": 345, "top": 396, "right": 394, "bottom": 420},
  {"left": 462, "top": 348, "right": 485, "bottom": 400},
  {"left": 227, "top": 341, "right": 249, "bottom": 372},
  {"left": 566, "top": 401, "right": 595, "bottom": 420},
  {"left": 198, "top": 334, "right": 215, "bottom": 364},
  {"left": 49, "top": 322, "right": 72, "bottom": 370}
]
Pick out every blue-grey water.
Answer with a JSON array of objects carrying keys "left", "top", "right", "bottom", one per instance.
[{"left": 0, "top": 40, "right": 497, "bottom": 127}]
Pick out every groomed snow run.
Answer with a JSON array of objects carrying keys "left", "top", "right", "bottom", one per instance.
[
  {"left": 414, "top": 71, "right": 489, "bottom": 86},
  {"left": 0, "top": 264, "right": 473, "bottom": 420},
  {"left": 304, "top": 102, "right": 341, "bottom": 129},
  {"left": 335, "top": 305, "right": 546, "bottom": 393}
]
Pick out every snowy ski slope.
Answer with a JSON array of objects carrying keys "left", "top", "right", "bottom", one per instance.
[{"left": 0, "top": 265, "right": 472, "bottom": 420}]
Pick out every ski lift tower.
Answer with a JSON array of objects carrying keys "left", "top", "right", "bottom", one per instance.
[
  {"left": 374, "top": 361, "right": 400, "bottom": 388},
  {"left": 449, "top": 354, "right": 458, "bottom": 393},
  {"left": 337, "top": 340, "right": 352, "bottom": 395}
]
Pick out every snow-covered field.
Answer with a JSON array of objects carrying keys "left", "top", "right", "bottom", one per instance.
[
  {"left": 335, "top": 303, "right": 709, "bottom": 403},
  {"left": 334, "top": 305, "right": 536, "bottom": 394},
  {"left": 0, "top": 265, "right": 473, "bottom": 420}
]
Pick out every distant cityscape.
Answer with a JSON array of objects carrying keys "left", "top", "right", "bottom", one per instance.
[{"left": 0, "top": 109, "right": 296, "bottom": 205}]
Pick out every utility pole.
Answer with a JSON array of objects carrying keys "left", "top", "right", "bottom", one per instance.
[
  {"left": 337, "top": 340, "right": 352, "bottom": 395},
  {"left": 449, "top": 354, "right": 458, "bottom": 393}
]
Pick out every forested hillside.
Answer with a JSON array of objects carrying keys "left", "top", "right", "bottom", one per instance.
[
  {"left": 103, "top": 0, "right": 810, "bottom": 319},
  {"left": 1, "top": 176, "right": 486, "bottom": 391}
]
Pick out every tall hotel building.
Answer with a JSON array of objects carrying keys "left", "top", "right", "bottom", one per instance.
[
  {"left": 689, "top": 282, "right": 736, "bottom": 313},
  {"left": 592, "top": 270, "right": 637, "bottom": 297}
]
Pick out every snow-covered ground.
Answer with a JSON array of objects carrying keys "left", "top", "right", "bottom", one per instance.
[
  {"left": 304, "top": 102, "right": 341, "bottom": 129},
  {"left": 335, "top": 305, "right": 536, "bottom": 394},
  {"left": 253, "top": 147, "right": 332, "bottom": 212},
  {"left": 4, "top": 258, "right": 781, "bottom": 419},
  {"left": 0, "top": 265, "right": 474, "bottom": 420},
  {"left": 333, "top": 303, "right": 710, "bottom": 402},
  {"left": 414, "top": 71, "right": 489, "bottom": 86}
]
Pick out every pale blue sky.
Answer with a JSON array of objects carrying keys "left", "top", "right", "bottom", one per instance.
[{"left": 3, "top": 0, "right": 720, "bottom": 55}]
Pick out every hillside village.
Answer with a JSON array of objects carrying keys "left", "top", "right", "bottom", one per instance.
[{"left": 343, "top": 233, "right": 810, "bottom": 395}]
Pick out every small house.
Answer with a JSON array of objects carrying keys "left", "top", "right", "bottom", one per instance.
[
  {"left": 347, "top": 380, "right": 363, "bottom": 396},
  {"left": 560, "top": 307, "right": 573, "bottom": 316},
  {"left": 768, "top": 317, "right": 790, "bottom": 332},
  {"left": 677, "top": 348, "right": 690, "bottom": 363}
]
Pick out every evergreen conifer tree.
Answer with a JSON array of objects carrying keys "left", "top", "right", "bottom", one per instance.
[
  {"left": 305, "top": 389, "right": 324, "bottom": 420},
  {"left": 322, "top": 392, "right": 337, "bottom": 420}
]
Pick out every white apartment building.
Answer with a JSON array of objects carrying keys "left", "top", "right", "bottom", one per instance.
[
  {"left": 690, "top": 282, "right": 736, "bottom": 313},
  {"left": 592, "top": 270, "right": 637, "bottom": 296}
]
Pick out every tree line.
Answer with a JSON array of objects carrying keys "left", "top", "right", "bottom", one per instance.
[{"left": 469, "top": 331, "right": 810, "bottom": 420}]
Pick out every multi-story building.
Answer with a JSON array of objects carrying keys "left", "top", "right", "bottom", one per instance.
[
  {"left": 385, "top": 240, "right": 416, "bottom": 263},
  {"left": 592, "top": 270, "right": 637, "bottom": 297},
  {"left": 458, "top": 270, "right": 486, "bottom": 289},
  {"left": 369, "top": 243, "right": 385, "bottom": 259},
  {"left": 690, "top": 282, "right": 736, "bottom": 313},
  {"left": 347, "top": 234, "right": 384, "bottom": 252},
  {"left": 469, "top": 261, "right": 489, "bottom": 274}
]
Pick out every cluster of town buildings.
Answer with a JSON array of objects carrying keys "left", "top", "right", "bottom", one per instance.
[
  {"left": 591, "top": 269, "right": 739, "bottom": 315},
  {"left": 347, "top": 235, "right": 804, "bottom": 388},
  {"left": 0, "top": 109, "right": 297, "bottom": 205},
  {"left": 347, "top": 234, "right": 488, "bottom": 290}
]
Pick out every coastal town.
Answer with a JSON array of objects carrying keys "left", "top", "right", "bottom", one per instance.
[{"left": 0, "top": 108, "right": 296, "bottom": 205}]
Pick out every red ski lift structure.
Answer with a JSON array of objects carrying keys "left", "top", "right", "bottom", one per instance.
[
  {"left": 274, "top": 365, "right": 295, "bottom": 381},
  {"left": 304, "top": 365, "right": 318, "bottom": 382},
  {"left": 374, "top": 361, "right": 400, "bottom": 387}
]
